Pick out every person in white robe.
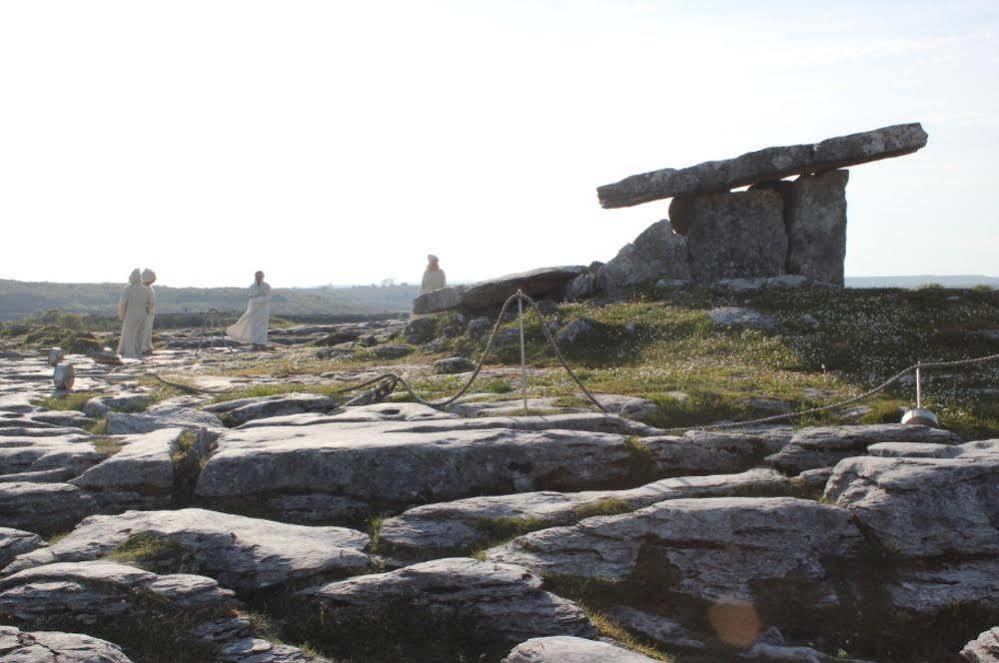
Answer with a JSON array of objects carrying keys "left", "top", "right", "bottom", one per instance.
[
  {"left": 140, "top": 268, "right": 157, "bottom": 354},
  {"left": 420, "top": 254, "right": 446, "bottom": 294},
  {"left": 117, "top": 268, "right": 153, "bottom": 359},
  {"left": 227, "top": 271, "right": 271, "bottom": 349}
]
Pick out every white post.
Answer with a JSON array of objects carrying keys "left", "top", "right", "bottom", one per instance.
[
  {"left": 518, "top": 291, "right": 527, "bottom": 414},
  {"left": 915, "top": 364, "right": 922, "bottom": 409}
]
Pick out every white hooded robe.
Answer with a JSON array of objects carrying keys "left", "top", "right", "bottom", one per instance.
[
  {"left": 140, "top": 268, "right": 157, "bottom": 353},
  {"left": 420, "top": 268, "right": 446, "bottom": 294},
  {"left": 117, "top": 270, "right": 153, "bottom": 359},
  {"left": 227, "top": 281, "right": 271, "bottom": 346}
]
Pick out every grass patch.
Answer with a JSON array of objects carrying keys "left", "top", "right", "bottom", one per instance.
[
  {"left": 171, "top": 430, "right": 207, "bottom": 505},
  {"left": 87, "top": 418, "right": 109, "bottom": 435},
  {"left": 573, "top": 498, "right": 634, "bottom": 520},
  {"left": 587, "top": 609, "right": 675, "bottom": 662},
  {"left": 105, "top": 532, "right": 187, "bottom": 568},
  {"left": 36, "top": 391, "right": 99, "bottom": 412},
  {"left": 91, "top": 436, "right": 124, "bottom": 457}
]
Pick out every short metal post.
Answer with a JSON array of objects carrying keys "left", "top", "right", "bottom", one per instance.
[{"left": 518, "top": 291, "right": 527, "bottom": 414}]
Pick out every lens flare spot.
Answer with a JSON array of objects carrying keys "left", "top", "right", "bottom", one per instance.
[{"left": 708, "top": 600, "right": 761, "bottom": 648}]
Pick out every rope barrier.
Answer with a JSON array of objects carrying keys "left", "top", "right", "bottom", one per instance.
[{"left": 137, "top": 291, "right": 997, "bottom": 429}]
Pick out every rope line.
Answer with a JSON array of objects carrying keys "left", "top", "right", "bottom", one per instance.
[
  {"left": 138, "top": 291, "right": 997, "bottom": 429},
  {"left": 654, "top": 351, "right": 999, "bottom": 433}
]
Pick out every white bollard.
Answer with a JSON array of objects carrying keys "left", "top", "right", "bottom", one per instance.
[
  {"left": 48, "top": 347, "right": 64, "bottom": 366},
  {"left": 53, "top": 363, "right": 76, "bottom": 391}
]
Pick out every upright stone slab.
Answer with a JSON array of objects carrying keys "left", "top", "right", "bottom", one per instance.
[
  {"left": 682, "top": 190, "right": 788, "bottom": 283},
  {"left": 785, "top": 170, "right": 849, "bottom": 285}
]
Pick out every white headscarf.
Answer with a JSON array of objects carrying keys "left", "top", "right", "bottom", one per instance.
[
  {"left": 128, "top": 269, "right": 142, "bottom": 285},
  {"left": 141, "top": 268, "right": 156, "bottom": 284}
]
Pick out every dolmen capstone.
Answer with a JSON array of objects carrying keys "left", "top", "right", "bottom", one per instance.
[{"left": 576, "top": 123, "right": 927, "bottom": 297}]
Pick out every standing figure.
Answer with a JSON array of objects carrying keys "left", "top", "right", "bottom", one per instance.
[
  {"left": 420, "top": 254, "right": 446, "bottom": 294},
  {"left": 117, "top": 268, "right": 153, "bottom": 359},
  {"left": 227, "top": 271, "right": 271, "bottom": 349},
  {"left": 140, "top": 268, "right": 157, "bottom": 354}
]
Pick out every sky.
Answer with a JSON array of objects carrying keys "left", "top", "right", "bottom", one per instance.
[{"left": 1, "top": 0, "right": 997, "bottom": 288}]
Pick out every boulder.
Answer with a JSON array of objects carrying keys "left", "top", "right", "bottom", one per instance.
[
  {"left": 204, "top": 393, "right": 337, "bottom": 427},
  {"left": 0, "top": 625, "right": 134, "bottom": 662},
  {"left": 415, "top": 267, "right": 587, "bottom": 314},
  {"left": 0, "top": 527, "right": 47, "bottom": 569},
  {"left": 379, "top": 468, "right": 788, "bottom": 560},
  {"left": 0, "top": 561, "right": 238, "bottom": 656},
  {"left": 597, "top": 123, "right": 927, "bottom": 208},
  {"left": 592, "top": 220, "right": 691, "bottom": 297},
  {"left": 555, "top": 318, "right": 614, "bottom": 350},
  {"left": 412, "top": 286, "right": 466, "bottom": 316},
  {"left": 461, "top": 266, "right": 587, "bottom": 312},
  {"left": 742, "top": 626, "right": 873, "bottom": 662},
  {"left": 784, "top": 170, "right": 849, "bottom": 285},
  {"left": 237, "top": 402, "right": 455, "bottom": 428},
  {"left": 0, "top": 431, "right": 104, "bottom": 481},
  {"left": 766, "top": 424, "right": 963, "bottom": 474},
  {"left": 404, "top": 316, "right": 438, "bottom": 344},
  {"left": 371, "top": 344, "right": 413, "bottom": 359},
  {"left": 82, "top": 394, "right": 152, "bottom": 418},
  {"left": 70, "top": 428, "right": 188, "bottom": 511},
  {"left": 487, "top": 497, "right": 864, "bottom": 610},
  {"left": 683, "top": 190, "right": 788, "bottom": 283},
  {"left": 106, "top": 398, "right": 224, "bottom": 435},
  {"left": 823, "top": 454, "right": 999, "bottom": 558},
  {"left": 0, "top": 482, "right": 98, "bottom": 534},
  {"left": 435, "top": 356, "right": 476, "bottom": 374},
  {"left": 195, "top": 419, "right": 671, "bottom": 519},
  {"left": 887, "top": 558, "right": 999, "bottom": 616},
  {"left": 708, "top": 306, "right": 779, "bottom": 331},
  {"left": 607, "top": 606, "right": 706, "bottom": 650},
  {"left": 961, "top": 627, "right": 999, "bottom": 663},
  {"left": 6, "top": 508, "right": 370, "bottom": 593},
  {"left": 218, "top": 638, "right": 332, "bottom": 662},
  {"left": 295, "top": 558, "right": 595, "bottom": 649},
  {"left": 502, "top": 636, "right": 658, "bottom": 662}
]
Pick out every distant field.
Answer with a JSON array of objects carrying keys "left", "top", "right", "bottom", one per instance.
[{"left": 0, "top": 279, "right": 419, "bottom": 321}]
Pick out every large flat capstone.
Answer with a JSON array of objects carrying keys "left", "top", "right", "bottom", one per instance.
[{"left": 597, "top": 123, "right": 927, "bottom": 208}]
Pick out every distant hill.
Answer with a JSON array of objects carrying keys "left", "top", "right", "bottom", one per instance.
[
  {"left": 0, "top": 279, "right": 419, "bottom": 321},
  {"left": 846, "top": 275, "right": 998, "bottom": 289}
]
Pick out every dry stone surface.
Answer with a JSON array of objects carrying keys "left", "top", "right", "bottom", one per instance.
[
  {"left": 5, "top": 508, "right": 370, "bottom": 593},
  {"left": 0, "top": 625, "right": 134, "bottom": 662},
  {"left": 502, "top": 635, "right": 659, "bottom": 662},
  {"left": 296, "top": 558, "right": 595, "bottom": 647}
]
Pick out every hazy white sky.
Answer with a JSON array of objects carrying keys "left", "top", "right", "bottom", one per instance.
[{"left": 1, "top": 0, "right": 997, "bottom": 288}]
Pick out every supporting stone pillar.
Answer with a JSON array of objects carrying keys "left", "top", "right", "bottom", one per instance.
[
  {"left": 675, "top": 189, "right": 788, "bottom": 283},
  {"left": 783, "top": 170, "right": 849, "bottom": 285}
]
